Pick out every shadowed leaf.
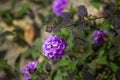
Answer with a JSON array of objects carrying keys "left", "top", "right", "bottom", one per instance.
[
  {"left": 95, "top": 57, "right": 108, "bottom": 65},
  {"left": 15, "top": 3, "right": 29, "bottom": 18},
  {"left": 82, "top": 66, "right": 95, "bottom": 80},
  {"left": 45, "top": 62, "right": 51, "bottom": 72},
  {"left": 61, "top": 12, "right": 72, "bottom": 19},
  {"left": 78, "top": 5, "right": 88, "bottom": 18},
  {"left": 61, "top": 12, "right": 73, "bottom": 25},
  {"left": 0, "top": 59, "right": 9, "bottom": 69},
  {"left": 0, "top": 31, "right": 14, "bottom": 37},
  {"left": 115, "top": 67, "right": 120, "bottom": 80},
  {"left": 114, "top": 16, "right": 120, "bottom": 29}
]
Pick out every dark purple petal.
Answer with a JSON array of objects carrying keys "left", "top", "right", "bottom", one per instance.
[
  {"left": 24, "top": 73, "right": 30, "bottom": 80},
  {"left": 103, "top": 30, "right": 108, "bottom": 35},
  {"left": 93, "top": 30, "right": 109, "bottom": 46}
]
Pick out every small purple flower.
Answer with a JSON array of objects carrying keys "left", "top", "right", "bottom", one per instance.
[
  {"left": 93, "top": 30, "right": 109, "bottom": 46},
  {"left": 27, "top": 61, "right": 38, "bottom": 70},
  {"left": 24, "top": 73, "right": 30, "bottom": 80},
  {"left": 103, "top": 30, "right": 108, "bottom": 35},
  {"left": 21, "top": 61, "right": 38, "bottom": 80},
  {"left": 93, "top": 30, "right": 102, "bottom": 36},
  {"left": 52, "top": 0, "right": 68, "bottom": 16},
  {"left": 0, "top": 74, "right": 6, "bottom": 80},
  {"left": 42, "top": 35, "right": 67, "bottom": 59},
  {"left": 21, "top": 66, "right": 29, "bottom": 73}
]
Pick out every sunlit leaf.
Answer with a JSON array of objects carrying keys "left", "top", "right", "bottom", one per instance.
[
  {"left": 0, "top": 59, "right": 9, "bottom": 69},
  {"left": 56, "top": 57, "right": 70, "bottom": 67},
  {"left": 54, "top": 70, "right": 62, "bottom": 80},
  {"left": 95, "top": 57, "right": 108, "bottom": 65},
  {"left": 33, "top": 38, "right": 42, "bottom": 47},
  {"left": 110, "top": 63, "right": 118, "bottom": 72},
  {"left": 15, "top": 3, "right": 29, "bottom": 18},
  {"left": 32, "top": 48, "right": 41, "bottom": 59},
  {"left": 90, "top": 0, "right": 101, "bottom": 9},
  {"left": 36, "top": 63, "right": 44, "bottom": 73}
]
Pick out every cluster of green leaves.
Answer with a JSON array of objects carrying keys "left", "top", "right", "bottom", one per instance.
[
  {"left": 0, "top": 0, "right": 120, "bottom": 80},
  {"left": 38, "top": 1, "right": 120, "bottom": 80},
  {"left": 22, "top": 38, "right": 42, "bottom": 59},
  {"left": 0, "top": 0, "right": 30, "bottom": 24}
]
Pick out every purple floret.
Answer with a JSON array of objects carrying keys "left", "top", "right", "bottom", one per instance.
[
  {"left": 93, "top": 36, "right": 104, "bottom": 46},
  {"left": 52, "top": 0, "right": 68, "bottom": 16},
  {"left": 103, "top": 30, "right": 108, "bottom": 35},
  {"left": 21, "top": 66, "right": 29, "bottom": 73},
  {"left": 21, "top": 61, "right": 38, "bottom": 80},
  {"left": 93, "top": 30, "right": 109, "bottom": 46},
  {"left": 24, "top": 73, "right": 30, "bottom": 80},
  {"left": 27, "top": 61, "right": 38, "bottom": 70},
  {"left": 42, "top": 35, "right": 67, "bottom": 59},
  {"left": 93, "top": 30, "right": 103, "bottom": 36}
]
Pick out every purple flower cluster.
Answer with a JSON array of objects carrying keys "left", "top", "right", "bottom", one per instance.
[
  {"left": 21, "top": 61, "right": 38, "bottom": 80},
  {"left": 42, "top": 35, "right": 67, "bottom": 59},
  {"left": 52, "top": 0, "right": 68, "bottom": 16},
  {"left": 93, "top": 30, "right": 109, "bottom": 46}
]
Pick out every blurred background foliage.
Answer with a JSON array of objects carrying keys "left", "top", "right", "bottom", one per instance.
[{"left": 0, "top": 0, "right": 120, "bottom": 80}]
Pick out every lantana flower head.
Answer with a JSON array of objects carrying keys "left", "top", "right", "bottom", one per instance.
[
  {"left": 52, "top": 0, "right": 68, "bottom": 16},
  {"left": 42, "top": 35, "right": 67, "bottom": 59}
]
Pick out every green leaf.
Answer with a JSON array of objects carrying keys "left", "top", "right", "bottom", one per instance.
[
  {"left": 54, "top": 70, "right": 62, "bottom": 80},
  {"left": 98, "top": 50, "right": 105, "bottom": 57},
  {"left": 59, "top": 28, "right": 70, "bottom": 37},
  {"left": 0, "top": 9, "right": 14, "bottom": 24},
  {"left": 36, "top": 63, "right": 44, "bottom": 73},
  {"left": 11, "top": 0, "right": 17, "bottom": 9},
  {"left": 0, "top": 59, "right": 9, "bottom": 69},
  {"left": 56, "top": 57, "right": 70, "bottom": 67},
  {"left": 87, "top": 61, "right": 96, "bottom": 73},
  {"left": 31, "top": 74, "right": 39, "bottom": 80},
  {"left": 33, "top": 38, "right": 42, "bottom": 47},
  {"left": 95, "top": 57, "right": 108, "bottom": 65},
  {"left": 3, "top": 17, "right": 13, "bottom": 24},
  {"left": 101, "top": 20, "right": 111, "bottom": 30},
  {"left": 0, "top": 31, "right": 14, "bottom": 37},
  {"left": 21, "top": 49, "right": 32, "bottom": 58},
  {"left": 31, "top": 38, "right": 42, "bottom": 59},
  {"left": 69, "top": 5, "right": 76, "bottom": 15},
  {"left": 110, "top": 63, "right": 118, "bottom": 72},
  {"left": 15, "top": 3, "right": 29, "bottom": 18},
  {"left": 32, "top": 48, "right": 40, "bottom": 59},
  {"left": 59, "top": 28, "right": 74, "bottom": 49},
  {"left": 0, "top": 9, "right": 11, "bottom": 14},
  {"left": 67, "top": 61, "right": 78, "bottom": 72},
  {"left": 90, "top": 0, "right": 101, "bottom": 9}
]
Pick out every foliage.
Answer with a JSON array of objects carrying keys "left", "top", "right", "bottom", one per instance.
[{"left": 0, "top": 0, "right": 120, "bottom": 80}]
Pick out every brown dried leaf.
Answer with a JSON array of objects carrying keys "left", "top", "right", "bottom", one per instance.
[{"left": 24, "top": 25, "right": 35, "bottom": 46}]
